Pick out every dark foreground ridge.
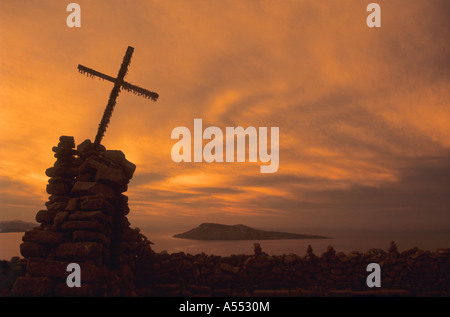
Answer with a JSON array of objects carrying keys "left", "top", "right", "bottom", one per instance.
[{"left": 173, "top": 223, "right": 330, "bottom": 240}]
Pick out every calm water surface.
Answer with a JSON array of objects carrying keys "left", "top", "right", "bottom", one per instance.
[{"left": 1, "top": 228, "right": 448, "bottom": 260}]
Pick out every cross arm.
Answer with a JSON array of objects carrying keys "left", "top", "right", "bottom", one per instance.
[{"left": 78, "top": 64, "right": 159, "bottom": 101}]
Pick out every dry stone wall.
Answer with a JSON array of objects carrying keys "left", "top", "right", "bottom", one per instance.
[
  {"left": 11, "top": 136, "right": 152, "bottom": 297},
  {"left": 133, "top": 242, "right": 450, "bottom": 297},
  {"left": 2, "top": 240, "right": 449, "bottom": 296}
]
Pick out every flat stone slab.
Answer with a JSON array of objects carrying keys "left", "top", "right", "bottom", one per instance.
[
  {"left": 20, "top": 242, "right": 48, "bottom": 258},
  {"left": 73, "top": 230, "right": 111, "bottom": 247},
  {"left": 68, "top": 211, "right": 106, "bottom": 222},
  {"left": 60, "top": 220, "right": 105, "bottom": 232},
  {"left": 22, "top": 229, "right": 64, "bottom": 245}
]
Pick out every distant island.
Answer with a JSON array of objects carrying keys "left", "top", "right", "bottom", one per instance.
[
  {"left": 0, "top": 220, "right": 36, "bottom": 233},
  {"left": 173, "top": 223, "right": 330, "bottom": 240}
]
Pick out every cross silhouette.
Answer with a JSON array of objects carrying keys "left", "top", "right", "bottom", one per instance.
[{"left": 78, "top": 46, "right": 159, "bottom": 147}]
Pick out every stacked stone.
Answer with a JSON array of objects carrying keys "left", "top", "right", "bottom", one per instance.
[
  {"left": 19, "top": 136, "right": 78, "bottom": 260},
  {"left": 12, "top": 136, "right": 152, "bottom": 297},
  {"left": 133, "top": 244, "right": 449, "bottom": 297}
]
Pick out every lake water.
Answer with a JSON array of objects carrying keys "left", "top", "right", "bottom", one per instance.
[{"left": 1, "top": 228, "right": 448, "bottom": 260}]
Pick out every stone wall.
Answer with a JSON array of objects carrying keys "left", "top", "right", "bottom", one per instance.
[
  {"left": 133, "top": 242, "right": 450, "bottom": 297},
  {"left": 1, "top": 242, "right": 449, "bottom": 296}
]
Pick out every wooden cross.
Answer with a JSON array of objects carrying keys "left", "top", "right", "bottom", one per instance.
[{"left": 77, "top": 46, "right": 159, "bottom": 147}]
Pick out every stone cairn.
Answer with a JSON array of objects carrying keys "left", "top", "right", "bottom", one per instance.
[{"left": 11, "top": 136, "right": 152, "bottom": 296}]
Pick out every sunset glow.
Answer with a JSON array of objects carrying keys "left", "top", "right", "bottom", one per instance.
[{"left": 0, "top": 0, "right": 449, "bottom": 232}]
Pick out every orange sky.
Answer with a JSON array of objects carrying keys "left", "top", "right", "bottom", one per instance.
[{"left": 0, "top": 0, "right": 449, "bottom": 232}]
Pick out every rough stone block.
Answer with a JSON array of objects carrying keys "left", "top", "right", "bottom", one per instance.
[
  {"left": 70, "top": 181, "right": 96, "bottom": 195},
  {"left": 59, "top": 135, "right": 75, "bottom": 147},
  {"left": 68, "top": 211, "right": 106, "bottom": 222},
  {"left": 77, "top": 173, "right": 95, "bottom": 182},
  {"left": 64, "top": 198, "right": 79, "bottom": 211},
  {"left": 46, "top": 201, "right": 68, "bottom": 211},
  {"left": 118, "top": 194, "right": 130, "bottom": 216},
  {"left": 48, "top": 195, "right": 70, "bottom": 203},
  {"left": 20, "top": 242, "right": 49, "bottom": 258},
  {"left": 79, "top": 195, "right": 106, "bottom": 210},
  {"left": 102, "top": 150, "right": 136, "bottom": 180},
  {"left": 52, "top": 146, "right": 77, "bottom": 156},
  {"left": 79, "top": 157, "right": 104, "bottom": 174},
  {"left": 52, "top": 211, "right": 70, "bottom": 230},
  {"left": 95, "top": 165, "right": 127, "bottom": 192},
  {"left": 77, "top": 139, "right": 105, "bottom": 153},
  {"left": 48, "top": 176, "right": 73, "bottom": 184},
  {"left": 36, "top": 210, "right": 58, "bottom": 224},
  {"left": 22, "top": 229, "right": 64, "bottom": 245},
  {"left": 73, "top": 230, "right": 111, "bottom": 247},
  {"left": 46, "top": 182, "right": 70, "bottom": 195},
  {"left": 71, "top": 182, "right": 116, "bottom": 201},
  {"left": 11, "top": 276, "right": 54, "bottom": 297},
  {"left": 52, "top": 165, "right": 78, "bottom": 178},
  {"left": 60, "top": 220, "right": 105, "bottom": 232},
  {"left": 55, "top": 242, "right": 103, "bottom": 262},
  {"left": 45, "top": 167, "right": 56, "bottom": 177}
]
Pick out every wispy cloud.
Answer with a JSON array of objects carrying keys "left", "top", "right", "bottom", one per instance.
[{"left": 0, "top": 1, "right": 448, "bottom": 231}]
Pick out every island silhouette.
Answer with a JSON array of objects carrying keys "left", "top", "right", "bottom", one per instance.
[
  {"left": 173, "top": 223, "right": 330, "bottom": 240},
  {"left": 0, "top": 220, "right": 36, "bottom": 233}
]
